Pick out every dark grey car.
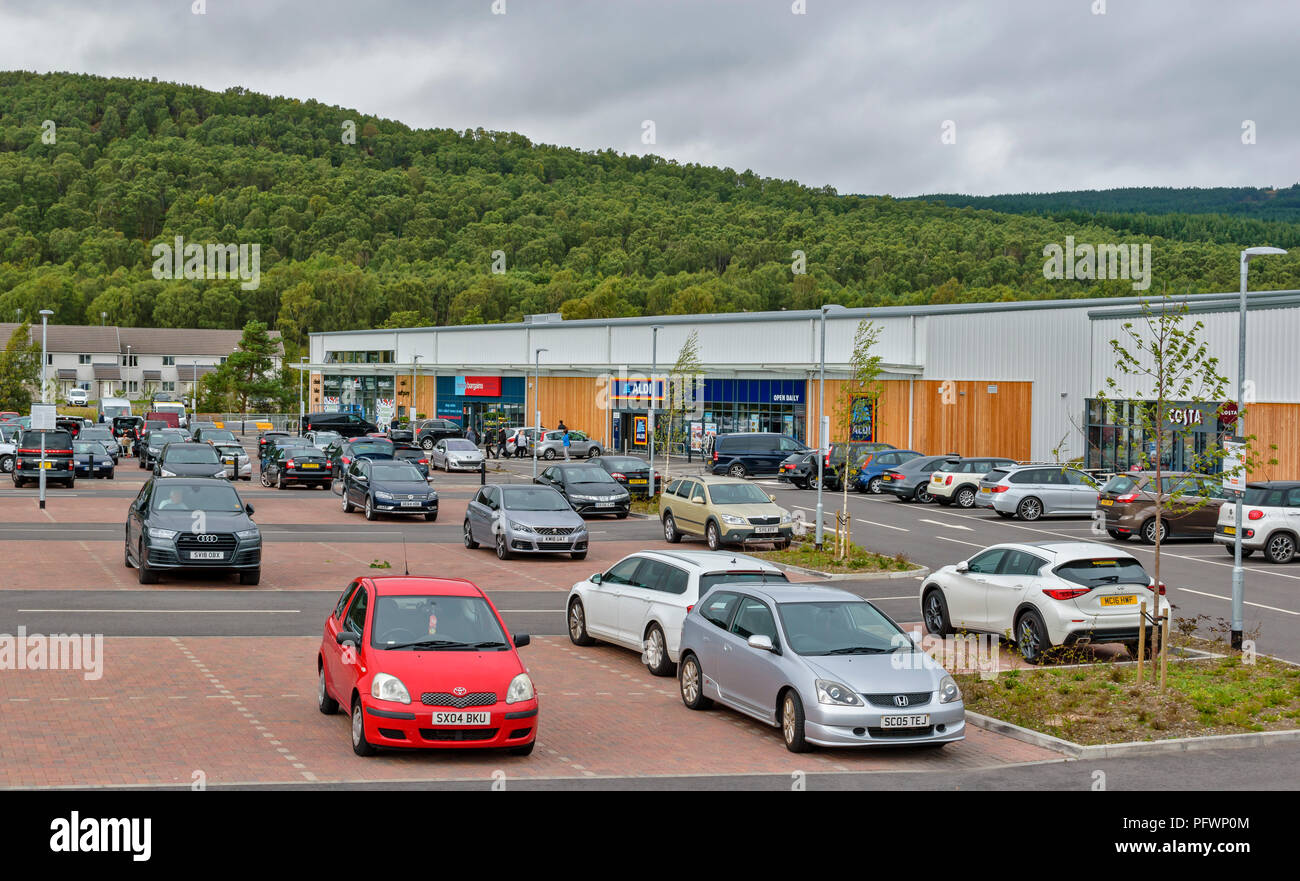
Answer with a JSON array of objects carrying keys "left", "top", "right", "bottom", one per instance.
[
  {"left": 535, "top": 462, "right": 631, "bottom": 517},
  {"left": 124, "top": 477, "right": 261, "bottom": 584},
  {"left": 880, "top": 454, "right": 959, "bottom": 503},
  {"left": 463, "top": 484, "right": 588, "bottom": 561},
  {"left": 154, "top": 442, "right": 227, "bottom": 479},
  {"left": 339, "top": 459, "right": 438, "bottom": 521}
]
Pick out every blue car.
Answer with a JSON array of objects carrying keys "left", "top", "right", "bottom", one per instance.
[
  {"left": 854, "top": 449, "right": 923, "bottom": 494},
  {"left": 72, "top": 441, "right": 116, "bottom": 479}
]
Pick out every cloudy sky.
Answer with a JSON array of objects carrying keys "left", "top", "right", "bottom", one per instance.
[{"left": 2, "top": 0, "right": 1294, "bottom": 196}]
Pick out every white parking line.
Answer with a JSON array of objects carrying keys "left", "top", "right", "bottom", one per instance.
[
  {"left": 16, "top": 609, "right": 300, "bottom": 614},
  {"left": 932, "top": 535, "right": 987, "bottom": 549},
  {"left": 1176, "top": 588, "right": 1299, "bottom": 617},
  {"left": 855, "top": 518, "right": 909, "bottom": 532},
  {"left": 918, "top": 519, "right": 971, "bottom": 531}
]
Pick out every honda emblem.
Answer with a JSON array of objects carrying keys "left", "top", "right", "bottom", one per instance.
[{"left": 894, "top": 695, "right": 909, "bottom": 707}]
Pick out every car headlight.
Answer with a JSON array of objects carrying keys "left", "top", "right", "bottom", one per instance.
[
  {"left": 148, "top": 446, "right": 159, "bottom": 455},
  {"left": 816, "top": 679, "right": 863, "bottom": 706},
  {"left": 427, "top": 491, "right": 438, "bottom": 500},
  {"left": 939, "top": 674, "right": 962, "bottom": 704},
  {"left": 370, "top": 673, "right": 410, "bottom": 704},
  {"left": 235, "top": 527, "right": 260, "bottom": 540},
  {"left": 159, "top": 468, "right": 176, "bottom": 477},
  {"left": 375, "top": 490, "right": 394, "bottom": 500},
  {"left": 147, "top": 527, "right": 178, "bottom": 540},
  {"left": 571, "top": 494, "right": 594, "bottom": 502},
  {"left": 505, "top": 673, "right": 535, "bottom": 704},
  {"left": 779, "top": 510, "right": 792, "bottom": 524},
  {"left": 720, "top": 514, "right": 746, "bottom": 526},
  {"left": 508, "top": 520, "right": 534, "bottom": 533}
]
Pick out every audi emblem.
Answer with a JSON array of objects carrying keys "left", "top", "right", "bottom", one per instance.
[
  {"left": 452, "top": 686, "right": 468, "bottom": 697},
  {"left": 195, "top": 533, "right": 219, "bottom": 543},
  {"left": 894, "top": 695, "right": 909, "bottom": 707}
]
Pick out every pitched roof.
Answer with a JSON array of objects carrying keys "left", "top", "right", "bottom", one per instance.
[{"left": 0, "top": 324, "right": 281, "bottom": 357}]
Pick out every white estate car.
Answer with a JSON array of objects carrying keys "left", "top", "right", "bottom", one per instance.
[
  {"left": 566, "top": 550, "right": 789, "bottom": 676},
  {"left": 1213, "top": 481, "right": 1300, "bottom": 564},
  {"left": 920, "top": 541, "right": 1170, "bottom": 663},
  {"left": 429, "top": 437, "right": 485, "bottom": 471},
  {"left": 929, "top": 457, "right": 1017, "bottom": 508}
]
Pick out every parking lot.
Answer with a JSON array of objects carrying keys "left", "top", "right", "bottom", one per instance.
[{"left": 2, "top": 441, "right": 1297, "bottom": 790}]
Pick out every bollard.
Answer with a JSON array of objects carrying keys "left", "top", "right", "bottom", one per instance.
[{"left": 480, "top": 461, "right": 486, "bottom": 486}]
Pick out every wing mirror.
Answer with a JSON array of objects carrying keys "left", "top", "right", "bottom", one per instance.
[
  {"left": 769, "top": 494, "right": 776, "bottom": 502},
  {"left": 513, "top": 633, "right": 530, "bottom": 648},
  {"left": 747, "top": 634, "right": 776, "bottom": 652},
  {"left": 335, "top": 630, "right": 359, "bottom": 646},
  {"left": 692, "top": 496, "right": 705, "bottom": 504},
  {"left": 244, "top": 503, "right": 255, "bottom": 516},
  {"left": 955, "top": 560, "right": 969, "bottom": 573},
  {"left": 591, "top": 573, "right": 602, "bottom": 584}
]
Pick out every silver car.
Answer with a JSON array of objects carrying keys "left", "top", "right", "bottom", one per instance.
[
  {"left": 214, "top": 444, "right": 252, "bottom": 480},
  {"left": 304, "top": 430, "right": 344, "bottom": 453},
  {"left": 430, "top": 437, "right": 485, "bottom": 471},
  {"left": 976, "top": 463, "right": 1099, "bottom": 521},
  {"left": 678, "top": 583, "right": 965, "bottom": 751},
  {"left": 532, "top": 429, "right": 602, "bottom": 460},
  {"left": 463, "top": 484, "right": 589, "bottom": 561}
]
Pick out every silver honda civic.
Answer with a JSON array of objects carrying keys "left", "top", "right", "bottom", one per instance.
[
  {"left": 678, "top": 583, "right": 965, "bottom": 751},
  {"left": 463, "top": 483, "right": 589, "bottom": 561}
]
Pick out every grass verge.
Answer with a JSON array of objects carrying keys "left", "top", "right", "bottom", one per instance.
[{"left": 753, "top": 538, "right": 915, "bottom": 574}]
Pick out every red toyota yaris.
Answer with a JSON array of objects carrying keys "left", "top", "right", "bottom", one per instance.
[{"left": 318, "top": 576, "right": 538, "bottom": 756}]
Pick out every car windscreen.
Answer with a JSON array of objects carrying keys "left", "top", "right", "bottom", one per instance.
[
  {"left": 370, "top": 462, "right": 425, "bottom": 481},
  {"left": 1102, "top": 475, "right": 1137, "bottom": 494},
  {"left": 164, "top": 446, "right": 220, "bottom": 464},
  {"left": 348, "top": 441, "right": 393, "bottom": 456},
  {"left": 312, "top": 432, "right": 342, "bottom": 444},
  {"left": 1054, "top": 557, "right": 1149, "bottom": 587},
  {"left": 603, "top": 458, "right": 648, "bottom": 470},
  {"left": 101, "top": 407, "right": 130, "bottom": 419},
  {"left": 443, "top": 439, "right": 477, "bottom": 450},
  {"left": 699, "top": 571, "right": 790, "bottom": 592},
  {"left": 79, "top": 429, "right": 112, "bottom": 440},
  {"left": 157, "top": 431, "right": 189, "bottom": 444},
  {"left": 150, "top": 484, "right": 244, "bottom": 512},
  {"left": 370, "top": 595, "right": 508, "bottom": 650},
  {"left": 204, "top": 431, "right": 238, "bottom": 443},
  {"left": 21, "top": 431, "right": 73, "bottom": 449},
  {"left": 561, "top": 466, "right": 615, "bottom": 483},
  {"left": 708, "top": 483, "right": 775, "bottom": 505},
  {"left": 1242, "top": 486, "right": 1288, "bottom": 506},
  {"left": 73, "top": 443, "right": 104, "bottom": 455},
  {"left": 778, "top": 601, "right": 904, "bottom": 656},
  {"left": 501, "top": 486, "right": 571, "bottom": 511}
]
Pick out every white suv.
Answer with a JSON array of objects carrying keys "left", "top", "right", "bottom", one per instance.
[
  {"left": 1213, "top": 481, "right": 1300, "bottom": 564},
  {"left": 920, "top": 541, "right": 1169, "bottom": 663},
  {"left": 566, "top": 550, "right": 788, "bottom": 675},
  {"left": 930, "top": 457, "right": 1017, "bottom": 508}
]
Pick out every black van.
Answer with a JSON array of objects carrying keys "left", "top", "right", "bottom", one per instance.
[
  {"left": 300, "top": 411, "right": 377, "bottom": 438},
  {"left": 710, "top": 432, "right": 808, "bottom": 478},
  {"left": 13, "top": 429, "right": 76, "bottom": 487}
]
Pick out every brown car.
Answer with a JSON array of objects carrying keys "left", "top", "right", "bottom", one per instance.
[{"left": 1098, "top": 471, "right": 1228, "bottom": 543}]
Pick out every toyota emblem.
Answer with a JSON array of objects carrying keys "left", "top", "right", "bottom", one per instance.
[
  {"left": 452, "top": 686, "right": 468, "bottom": 697},
  {"left": 894, "top": 695, "right": 909, "bottom": 707}
]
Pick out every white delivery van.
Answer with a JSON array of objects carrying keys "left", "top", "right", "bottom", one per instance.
[{"left": 98, "top": 397, "right": 133, "bottom": 423}]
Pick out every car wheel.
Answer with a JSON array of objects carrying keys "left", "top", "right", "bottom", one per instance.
[
  {"left": 570, "top": 550, "right": 586, "bottom": 560},
  {"left": 260, "top": 469, "right": 271, "bottom": 488},
  {"left": 106, "top": 470, "right": 114, "bottom": 480},
  {"left": 678, "top": 653, "right": 713, "bottom": 710},
  {"left": 727, "top": 463, "right": 747, "bottom": 478},
  {"left": 495, "top": 531, "right": 511, "bottom": 560},
  {"left": 781, "top": 690, "right": 811, "bottom": 753},
  {"left": 568, "top": 598, "right": 596, "bottom": 646},
  {"left": 1140, "top": 518, "right": 1168, "bottom": 544},
  {"left": 1107, "top": 529, "right": 1130, "bottom": 541},
  {"left": 351, "top": 698, "right": 376, "bottom": 757},
  {"left": 0, "top": 455, "right": 14, "bottom": 474},
  {"left": 643, "top": 624, "right": 675, "bottom": 677},
  {"left": 922, "top": 587, "right": 953, "bottom": 636},
  {"left": 915, "top": 485, "right": 934, "bottom": 504},
  {"left": 1016, "top": 497, "right": 1043, "bottom": 521},
  {"left": 421, "top": 437, "right": 435, "bottom": 450},
  {"left": 867, "top": 476, "right": 883, "bottom": 494},
  {"left": 322, "top": 479, "right": 332, "bottom": 491},
  {"left": 463, "top": 520, "right": 479, "bottom": 549},
  {"left": 277, "top": 473, "right": 286, "bottom": 490},
  {"left": 239, "top": 569, "right": 260, "bottom": 586},
  {"left": 317, "top": 665, "right": 338, "bottom": 715},
  {"left": 587, "top": 447, "right": 600, "bottom": 458},
  {"left": 954, "top": 486, "right": 976, "bottom": 508},
  {"left": 1265, "top": 532, "right": 1297, "bottom": 564},
  {"left": 509, "top": 740, "right": 536, "bottom": 756},
  {"left": 663, "top": 512, "right": 681, "bottom": 543},
  {"left": 137, "top": 541, "right": 159, "bottom": 584},
  {"left": 341, "top": 489, "right": 354, "bottom": 513},
  {"left": 138, "top": 457, "right": 146, "bottom": 469},
  {"left": 424, "top": 511, "right": 437, "bottom": 521},
  {"left": 1016, "top": 610, "right": 1051, "bottom": 665},
  {"left": 706, "top": 520, "right": 722, "bottom": 551},
  {"left": 807, "top": 473, "right": 821, "bottom": 490},
  {"left": 364, "top": 496, "right": 377, "bottom": 521},
  {"left": 123, "top": 537, "right": 134, "bottom": 569}
]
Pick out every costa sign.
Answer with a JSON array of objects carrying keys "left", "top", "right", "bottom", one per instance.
[{"left": 1219, "top": 402, "right": 1239, "bottom": 426}]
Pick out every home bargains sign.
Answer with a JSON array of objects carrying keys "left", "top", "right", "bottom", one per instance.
[{"left": 455, "top": 376, "right": 501, "bottom": 397}]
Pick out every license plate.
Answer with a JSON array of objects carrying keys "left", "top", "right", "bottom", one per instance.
[
  {"left": 882, "top": 476, "right": 892, "bottom": 481},
  {"left": 301, "top": 463, "right": 319, "bottom": 469},
  {"left": 432, "top": 711, "right": 490, "bottom": 726},
  {"left": 40, "top": 461, "right": 53, "bottom": 469},
  {"left": 1100, "top": 595, "right": 1137, "bottom": 607},
  {"left": 597, "top": 501, "right": 614, "bottom": 507},
  {"left": 188, "top": 551, "right": 225, "bottom": 560},
  {"left": 629, "top": 478, "right": 647, "bottom": 484},
  {"left": 400, "top": 500, "right": 422, "bottom": 507},
  {"left": 981, "top": 487, "right": 991, "bottom": 493},
  {"left": 754, "top": 525, "right": 778, "bottom": 534},
  {"left": 881, "top": 714, "right": 929, "bottom": 728},
  {"left": 224, "top": 458, "right": 236, "bottom": 465},
  {"left": 1099, "top": 499, "right": 1113, "bottom": 506},
  {"left": 1222, "top": 526, "right": 1236, "bottom": 535}
]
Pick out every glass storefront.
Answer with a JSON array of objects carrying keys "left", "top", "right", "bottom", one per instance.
[
  {"left": 322, "top": 374, "right": 395, "bottom": 421},
  {"left": 611, "top": 377, "right": 807, "bottom": 452},
  {"left": 1084, "top": 399, "right": 1233, "bottom": 473},
  {"left": 435, "top": 376, "right": 526, "bottom": 438}
]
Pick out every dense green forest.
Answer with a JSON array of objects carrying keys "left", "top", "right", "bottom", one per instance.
[{"left": 2, "top": 71, "right": 1299, "bottom": 359}]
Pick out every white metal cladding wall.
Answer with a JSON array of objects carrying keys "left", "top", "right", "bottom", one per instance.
[
  {"left": 313, "top": 331, "right": 398, "bottom": 362},
  {"left": 1088, "top": 306, "right": 1300, "bottom": 404},
  {"left": 923, "top": 307, "right": 1095, "bottom": 462}
]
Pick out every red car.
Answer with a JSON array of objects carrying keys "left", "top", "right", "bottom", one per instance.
[{"left": 318, "top": 576, "right": 538, "bottom": 756}]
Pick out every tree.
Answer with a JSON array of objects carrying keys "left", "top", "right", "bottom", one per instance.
[
  {"left": 833, "top": 320, "right": 884, "bottom": 559},
  {"left": 0, "top": 323, "right": 40, "bottom": 412},
  {"left": 654, "top": 331, "right": 703, "bottom": 486},
  {"left": 207, "top": 320, "right": 283, "bottom": 416},
  {"left": 1097, "top": 293, "right": 1231, "bottom": 685}
]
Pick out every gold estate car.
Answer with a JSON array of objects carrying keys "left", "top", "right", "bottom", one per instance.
[{"left": 660, "top": 475, "right": 794, "bottom": 551}]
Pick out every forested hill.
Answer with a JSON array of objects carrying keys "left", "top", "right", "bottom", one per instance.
[{"left": 2, "top": 71, "right": 1299, "bottom": 357}]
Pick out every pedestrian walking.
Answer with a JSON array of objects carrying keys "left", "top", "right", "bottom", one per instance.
[
  {"left": 496, "top": 426, "right": 508, "bottom": 459},
  {"left": 562, "top": 428, "right": 571, "bottom": 460},
  {"left": 466, "top": 426, "right": 478, "bottom": 446}
]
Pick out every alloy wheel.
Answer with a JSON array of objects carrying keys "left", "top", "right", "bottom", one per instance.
[
  {"left": 681, "top": 658, "right": 700, "bottom": 703},
  {"left": 782, "top": 696, "right": 797, "bottom": 744}
]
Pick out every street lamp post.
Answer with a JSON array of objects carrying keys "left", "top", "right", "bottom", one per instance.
[
  {"left": 38, "top": 309, "right": 53, "bottom": 510},
  {"left": 126, "top": 344, "right": 132, "bottom": 403},
  {"left": 648, "top": 325, "right": 664, "bottom": 497},
  {"left": 1231, "top": 247, "right": 1287, "bottom": 649},
  {"left": 298, "top": 356, "right": 308, "bottom": 434},
  {"left": 191, "top": 360, "right": 198, "bottom": 415},
  {"left": 411, "top": 354, "right": 422, "bottom": 424},
  {"left": 533, "top": 348, "right": 548, "bottom": 479},
  {"left": 814, "top": 305, "right": 845, "bottom": 549}
]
